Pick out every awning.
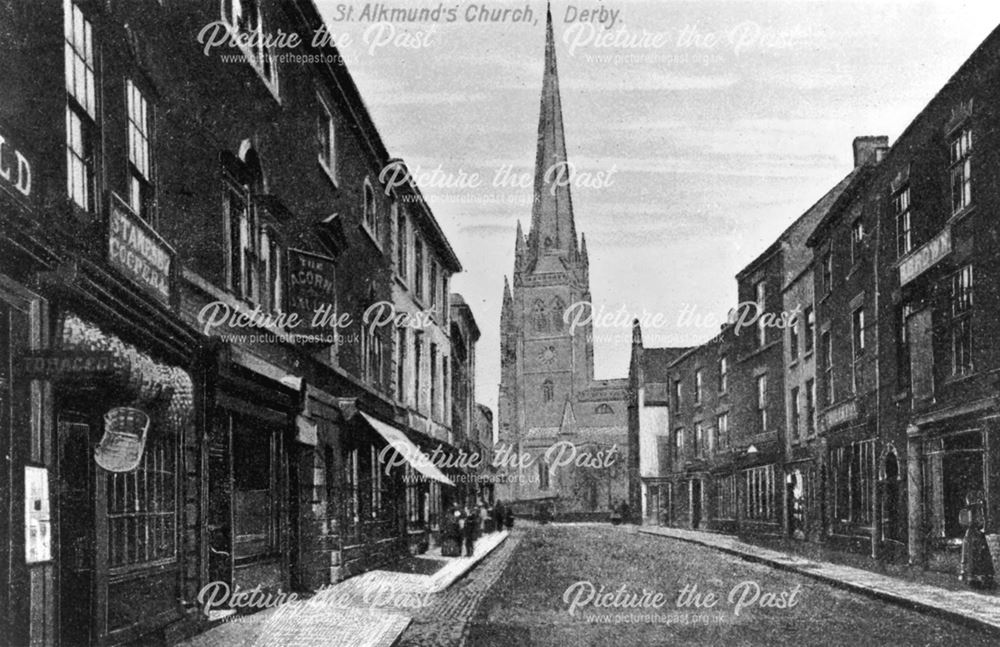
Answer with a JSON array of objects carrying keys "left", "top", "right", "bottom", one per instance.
[{"left": 359, "top": 412, "right": 454, "bottom": 486}]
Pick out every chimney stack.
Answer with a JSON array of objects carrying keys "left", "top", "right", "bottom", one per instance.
[{"left": 853, "top": 136, "right": 890, "bottom": 168}]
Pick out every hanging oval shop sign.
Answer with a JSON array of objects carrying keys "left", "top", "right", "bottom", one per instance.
[{"left": 94, "top": 406, "right": 151, "bottom": 473}]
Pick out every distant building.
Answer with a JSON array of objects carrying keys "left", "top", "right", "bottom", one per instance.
[{"left": 497, "top": 8, "right": 629, "bottom": 516}]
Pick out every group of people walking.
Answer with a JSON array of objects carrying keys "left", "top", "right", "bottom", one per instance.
[{"left": 441, "top": 499, "right": 513, "bottom": 557}]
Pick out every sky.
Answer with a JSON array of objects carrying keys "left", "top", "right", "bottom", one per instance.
[{"left": 314, "top": 0, "right": 1000, "bottom": 417}]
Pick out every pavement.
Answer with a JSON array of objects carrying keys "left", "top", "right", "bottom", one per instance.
[
  {"left": 178, "top": 530, "right": 509, "bottom": 647},
  {"left": 639, "top": 524, "right": 1000, "bottom": 635}
]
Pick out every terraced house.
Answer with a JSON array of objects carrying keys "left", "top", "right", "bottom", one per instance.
[
  {"left": 632, "top": 23, "right": 1000, "bottom": 579},
  {"left": 0, "top": 1, "right": 480, "bottom": 644}
]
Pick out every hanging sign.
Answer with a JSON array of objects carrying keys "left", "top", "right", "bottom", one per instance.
[
  {"left": 108, "top": 193, "right": 173, "bottom": 304},
  {"left": 21, "top": 350, "right": 124, "bottom": 380},
  {"left": 94, "top": 406, "right": 150, "bottom": 473}
]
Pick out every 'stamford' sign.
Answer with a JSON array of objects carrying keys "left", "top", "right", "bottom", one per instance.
[{"left": 108, "top": 194, "right": 172, "bottom": 303}]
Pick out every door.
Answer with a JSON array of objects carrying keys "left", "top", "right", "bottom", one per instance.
[
  {"left": 691, "top": 480, "right": 702, "bottom": 529},
  {"left": 58, "top": 417, "right": 95, "bottom": 647}
]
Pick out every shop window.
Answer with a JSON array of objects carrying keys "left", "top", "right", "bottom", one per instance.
[
  {"left": 107, "top": 430, "right": 176, "bottom": 568},
  {"left": 926, "top": 431, "right": 984, "bottom": 539},
  {"left": 232, "top": 422, "right": 277, "bottom": 558},
  {"left": 65, "top": 0, "right": 97, "bottom": 211},
  {"left": 714, "top": 474, "right": 736, "bottom": 520},
  {"left": 742, "top": 465, "right": 775, "bottom": 521},
  {"left": 344, "top": 447, "right": 360, "bottom": 544},
  {"left": 850, "top": 440, "right": 875, "bottom": 525}
]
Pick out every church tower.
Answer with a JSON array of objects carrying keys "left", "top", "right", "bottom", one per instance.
[{"left": 498, "top": 6, "right": 616, "bottom": 506}]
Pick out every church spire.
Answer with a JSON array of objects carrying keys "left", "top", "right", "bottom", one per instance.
[
  {"left": 526, "top": 3, "right": 578, "bottom": 270},
  {"left": 514, "top": 220, "right": 527, "bottom": 273}
]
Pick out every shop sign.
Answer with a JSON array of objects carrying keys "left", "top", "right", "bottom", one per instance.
[
  {"left": 94, "top": 406, "right": 150, "bottom": 473},
  {"left": 108, "top": 193, "right": 172, "bottom": 303},
  {"left": 899, "top": 227, "right": 951, "bottom": 286},
  {"left": 0, "top": 127, "right": 32, "bottom": 199},
  {"left": 823, "top": 400, "right": 858, "bottom": 431},
  {"left": 288, "top": 249, "right": 337, "bottom": 341},
  {"left": 21, "top": 350, "right": 124, "bottom": 380}
]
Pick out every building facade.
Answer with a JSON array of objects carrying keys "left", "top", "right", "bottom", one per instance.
[
  {"left": 0, "top": 1, "right": 476, "bottom": 644},
  {"left": 633, "top": 24, "right": 1000, "bottom": 579},
  {"left": 496, "top": 8, "right": 629, "bottom": 517}
]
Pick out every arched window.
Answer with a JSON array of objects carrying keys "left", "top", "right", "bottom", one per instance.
[
  {"left": 538, "top": 458, "right": 550, "bottom": 490},
  {"left": 595, "top": 403, "right": 614, "bottom": 415},
  {"left": 542, "top": 379, "right": 554, "bottom": 403},
  {"left": 532, "top": 300, "right": 549, "bottom": 332},
  {"left": 551, "top": 297, "right": 565, "bottom": 330}
]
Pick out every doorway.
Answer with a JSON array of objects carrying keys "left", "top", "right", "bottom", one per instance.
[
  {"left": 58, "top": 416, "right": 95, "bottom": 647},
  {"left": 690, "top": 479, "right": 702, "bottom": 529}
]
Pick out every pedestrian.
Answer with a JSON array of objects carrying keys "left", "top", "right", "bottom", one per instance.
[
  {"left": 493, "top": 500, "right": 505, "bottom": 532},
  {"left": 441, "top": 504, "right": 463, "bottom": 557},
  {"left": 504, "top": 504, "right": 514, "bottom": 530},
  {"left": 463, "top": 505, "right": 478, "bottom": 557}
]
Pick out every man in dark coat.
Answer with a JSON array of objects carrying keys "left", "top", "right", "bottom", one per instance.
[
  {"left": 463, "top": 505, "right": 479, "bottom": 556},
  {"left": 492, "top": 500, "right": 505, "bottom": 532}
]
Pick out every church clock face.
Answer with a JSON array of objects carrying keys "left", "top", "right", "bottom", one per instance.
[{"left": 538, "top": 345, "right": 556, "bottom": 365}]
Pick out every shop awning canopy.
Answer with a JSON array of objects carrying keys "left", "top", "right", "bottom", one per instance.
[{"left": 359, "top": 412, "right": 454, "bottom": 486}]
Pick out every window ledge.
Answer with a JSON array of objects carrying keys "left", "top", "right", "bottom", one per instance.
[
  {"left": 947, "top": 202, "right": 976, "bottom": 226},
  {"left": 360, "top": 222, "right": 383, "bottom": 253}
]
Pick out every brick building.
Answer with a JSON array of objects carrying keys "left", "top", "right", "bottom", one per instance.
[
  {"left": 0, "top": 1, "right": 476, "bottom": 644},
  {"left": 632, "top": 23, "right": 1000, "bottom": 579}
]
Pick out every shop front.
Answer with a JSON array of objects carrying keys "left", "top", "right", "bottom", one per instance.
[
  {"left": 44, "top": 313, "right": 196, "bottom": 647},
  {"left": 906, "top": 403, "right": 999, "bottom": 571},
  {"left": 206, "top": 345, "right": 299, "bottom": 604}
]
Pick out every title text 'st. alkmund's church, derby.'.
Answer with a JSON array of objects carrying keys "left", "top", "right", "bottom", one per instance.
[{"left": 497, "top": 10, "right": 630, "bottom": 515}]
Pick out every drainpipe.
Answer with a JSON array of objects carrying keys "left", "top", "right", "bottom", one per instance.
[
  {"left": 872, "top": 192, "right": 883, "bottom": 561},
  {"left": 907, "top": 423, "right": 925, "bottom": 567}
]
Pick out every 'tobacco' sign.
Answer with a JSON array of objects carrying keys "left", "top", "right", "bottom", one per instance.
[{"left": 108, "top": 194, "right": 172, "bottom": 303}]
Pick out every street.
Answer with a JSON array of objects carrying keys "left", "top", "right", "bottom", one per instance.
[{"left": 396, "top": 524, "right": 998, "bottom": 647}]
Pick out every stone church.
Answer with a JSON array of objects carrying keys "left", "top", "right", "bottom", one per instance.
[{"left": 496, "top": 8, "right": 630, "bottom": 516}]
